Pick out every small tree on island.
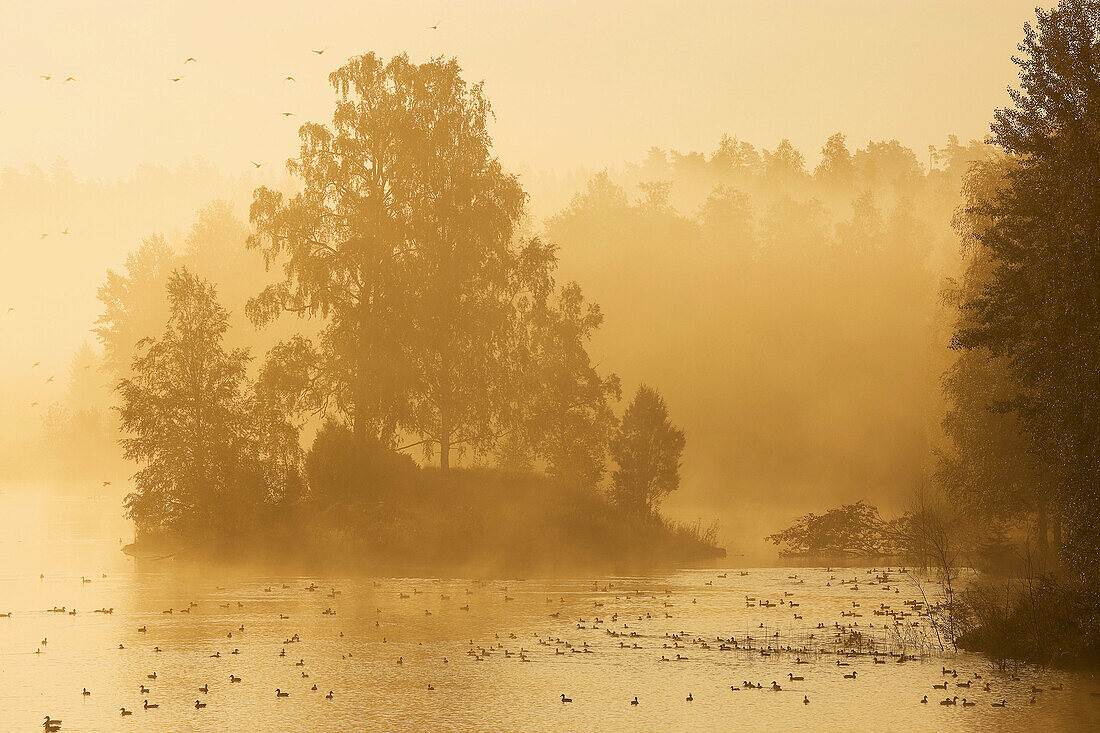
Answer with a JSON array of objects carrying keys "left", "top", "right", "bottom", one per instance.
[
  {"left": 609, "top": 385, "right": 685, "bottom": 518},
  {"left": 116, "top": 269, "right": 256, "bottom": 545},
  {"left": 766, "top": 501, "right": 895, "bottom": 557}
]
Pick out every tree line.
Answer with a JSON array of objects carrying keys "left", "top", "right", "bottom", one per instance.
[{"left": 767, "top": 0, "right": 1100, "bottom": 666}]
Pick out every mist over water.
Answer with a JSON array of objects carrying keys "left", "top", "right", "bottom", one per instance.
[
  {"left": 2, "top": 489, "right": 1098, "bottom": 733},
  {"left": 5, "top": 2, "right": 1100, "bottom": 730}
]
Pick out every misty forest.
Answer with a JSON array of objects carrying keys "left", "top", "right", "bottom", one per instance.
[{"left": 4, "top": 1, "right": 1100, "bottom": 731}]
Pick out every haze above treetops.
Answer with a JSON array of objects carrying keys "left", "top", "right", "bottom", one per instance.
[{"left": 0, "top": 0, "right": 1053, "bottom": 551}]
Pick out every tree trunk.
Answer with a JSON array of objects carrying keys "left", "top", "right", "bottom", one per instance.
[
  {"left": 439, "top": 406, "right": 450, "bottom": 475},
  {"left": 439, "top": 347, "right": 451, "bottom": 477},
  {"left": 1036, "top": 504, "right": 1049, "bottom": 557},
  {"left": 1051, "top": 505, "right": 1062, "bottom": 564},
  {"left": 354, "top": 294, "right": 371, "bottom": 446}
]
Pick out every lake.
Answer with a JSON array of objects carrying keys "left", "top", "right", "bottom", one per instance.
[{"left": 1, "top": 488, "right": 1098, "bottom": 732}]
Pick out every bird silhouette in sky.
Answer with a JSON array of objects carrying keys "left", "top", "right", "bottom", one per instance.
[
  {"left": 312, "top": 48, "right": 327, "bottom": 55},
  {"left": 46, "top": 376, "right": 54, "bottom": 383},
  {"left": 32, "top": 362, "right": 40, "bottom": 368},
  {"left": 63, "top": 76, "right": 76, "bottom": 82},
  {"left": 185, "top": 57, "right": 197, "bottom": 64},
  {"left": 281, "top": 112, "right": 295, "bottom": 117},
  {"left": 170, "top": 77, "right": 182, "bottom": 82},
  {"left": 250, "top": 161, "right": 265, "bottom": 168},
  {"left": 40, "top": 233, "right": 48, "bottom": 239},
  {"left": 61, "top": 227, "right": 69, "bottom": 235},
  {"left": 284, "top": 76, "right": 295, "bottom": 82},
  {"left": 6, "top": 307, "right": 13, "bottom": 313},
  {"left": 428, "top": 23, "right": 439, "bottom": 30},
  {"left": 31, "top": 401, "right": 39, "bottom": 407},
  {"left": 40, "top": 74, "right": 52, "bottom": 80},
  {"left": 102, "top": 481, "right": 111, "bottom": 487}
]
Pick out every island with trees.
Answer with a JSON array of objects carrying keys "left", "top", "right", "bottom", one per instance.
[
  {"left": 17, "top": 0, "right": 1098, "bottom": 671},
  {"left": 110, "top": 54, "right": 721, "bottom": 573}
]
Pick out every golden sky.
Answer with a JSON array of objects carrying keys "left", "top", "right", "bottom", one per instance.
[
  {"left": 0, "top": 0, "right": 1063, "bottom": 542},
  {"left": 0, "top": 0, "right": 1053, "bottom": 177}
]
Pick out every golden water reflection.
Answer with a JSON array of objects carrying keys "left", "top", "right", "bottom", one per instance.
[{"left": 1, "top": 489, "right": 1098, "bottom": 732}]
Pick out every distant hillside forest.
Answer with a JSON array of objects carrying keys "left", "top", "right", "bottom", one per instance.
[{"left": 767, "top": 1, "right": 1100, "bottom": 668}]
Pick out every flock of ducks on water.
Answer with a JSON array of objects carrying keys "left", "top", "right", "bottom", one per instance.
[{"left": 11, "top": 567, "right": 1077, "bottom": 728}]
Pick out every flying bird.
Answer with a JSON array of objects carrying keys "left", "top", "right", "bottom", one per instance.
[
  {"left": 281, "top": 112, "right": 295, "bottom": 117},
  {"left": 46, "top": 376, "right": 54, "bottom": 383},
  {"left": 250, "top": 160, "right": 265, "bottom": 168},
  {"left": 311, "top": 47, "right": 327, "bottom": 55},
  {"left": 31, "top": 401, "right": 38, "bottom": 407},
  {"left": 61, "top": 227, "right": 69, "bottom": 235},
  {"left": 63, "top": 76, "right": 76, "bottom": 82},
  {"left": 170, "top": 77, "right": 182, "bottom": 82},
  {"left": 284, "top": 76, "right": 295, "bottom": 82},
  {"left": 102, "top": 481, "right": 111, "bottom": 486},
  {"left": 6, "top": 307, "right": 13, "bottom": 313},
  {"left": 184, "top": 57, "right": 197, "bottom": 64},
  {"left": 428, "top": 23, "right": 439, "bottom": 30},
  {"left": 40, "top": 233, "right": 48, "bottom": 239},
  {"left": 32, "top": 362, "right": 40, "bottom": 368},
  {"left": 40, "top": 74, "right": 52, "bottom": 80}
]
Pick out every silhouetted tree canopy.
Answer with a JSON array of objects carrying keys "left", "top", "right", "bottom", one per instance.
[
  {"left": 610, "top": 385, "right": 685, "bottom": 516},
  {"left": 248, "top": 52, "right": 557, "bottom": 474},
  {"left": 950, "top": 0, "right": 1100, "bottom": 578},
  {"left": 117, "top": 269, "right": 256, "bottom": 542}
]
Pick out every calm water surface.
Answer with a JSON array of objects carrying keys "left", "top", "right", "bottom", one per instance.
[{"left": 2, "top": 489, "right": 1098, "bottom": 732}]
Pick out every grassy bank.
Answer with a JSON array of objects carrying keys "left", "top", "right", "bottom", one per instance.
[
  {"left": 956, "top": 573, "right": 1100, "bottom": 669},
  {"left": 125, "top": 467, "right": 724, "bottom": 575}
]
